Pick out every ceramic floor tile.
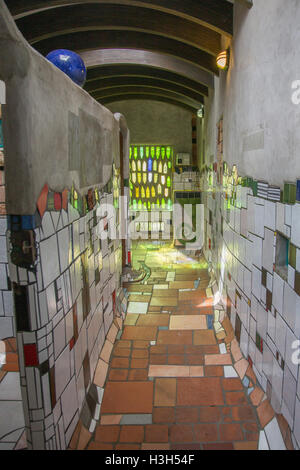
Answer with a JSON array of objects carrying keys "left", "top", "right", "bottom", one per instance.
[
  {"left": 122, "top": 326, "right": 157, "bottom": 341},
  {"left": 127, "top": 302, "right": 149, "bottom": 315},
  {"left": 136, "top": 314, "right": 169, "bottom": 327},
  {"left": 149, "top": 365, "right": 190, "bottom": 377},
  {"left": 169, "top": 315, "right": 207, "bottom": 330},
  {"left": 150, "top": 297, "right": 178, "bottom": 307},
  {"left": 177, "top": 378, "right": 224, "bottom": 406},
  {"left": 154, "top": 378, "right": 177, "bottom": 406},
  {"left": 124, "top": 314, "right": 139, "bottom": 326},
  {"left": 101, "top": 382, "right": 153, "bottom": 414},
  {"left": 193, "top": 330, "right": 217, "bottom": 345},
  {"left": 157, "top": 330, "right": 193, "bottom": 345}
]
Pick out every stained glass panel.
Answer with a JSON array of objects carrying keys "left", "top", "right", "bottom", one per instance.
[{"left": 129, "top": 145, "right": 173, "bottom": 211}]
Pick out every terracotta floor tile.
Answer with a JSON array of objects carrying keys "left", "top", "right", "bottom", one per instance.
[
  {"left": 177, "top": 378, "right": 224, "bottom": 406},
  {"left": 170, "top": 424, "right": 194, "bottom": 443},
  {"left": 108, "top": 369, "right": 129, "bottom": 381},
  {"left": 234, "top": 358, "right": 249, "bottom": 379},
  {"left": 168, "top": 354, "right": 185, "bottom": 365},
  {"left": 122, "top": 326, "right": 157, "bottom": 341},
  {"left": 169, "top": 281, "right": 195, "bottom": 289},
  {"left": 167, "top": 345, "right": 185, "bottom": 354},
  {"left": 77, "top": 426, "right": 92, "bottom": 450},
  {"left": 141, "top": 443, "right": 170, "bottom": 450},
  {"left": 185, "top": 354, "right": 204, "bottom": 365},
  {"left": 176, "top": 407, "right": 198, "bottom": 423},
  {"left": 150, "top": 297, "right": 178, "bottom": 307},
  {"left": 94, "top": 425, "right": 120, "bottom": 443},
  {"left": 204, "top": 365, "right": 224, "bottom": 377},
  {"left": 119, "top": 426, "right": 144, "bottom": 443},
  {"left": 88, "top": 442, "right": 113, "bottom": 450},
  {"left": 107, "top": 324, "right": 118, "bottom": 344},
  {"left": 219, "top": 423, "right": 244, "bottom": 441},
  {"left": 149, "top": 365, "right": 190, "bottom": 377},
  {"left": 132, "top": 349, "right": 148, "bottom": 359},
  {"left": 250, "top": 387, "right": 265, "bottom": 406},
  {"left": 171, "top": 443, "right": 201, "bottom": 450},
  {"left": 203, "top": 442, "right": 234, "bottom": 450},
  {"left": 137, "top": 314, "right": 169, "bottom": 327},
  {"left": 145, "top": 425, "right": 169, "bottom": 443},
  {"left": 243, "top": 422, "right": 259, "bottom": 441},
  {"left": 189, "top": 366, "right": 204, "bottom": 377},
  {"left": 234, "top": 441, "right": 258, "bottom": 450},
  {"left": 157, "top": 330, "right": 193, "bottom": 345},
  {"left": 198, "top": 407, "right": 222, "bottom": 422},
  {"left": 94, "top": 359, "right": 109, "bottom": 387},
  {"left": 115, "top": 444, "right": 141, "bottom": 450},
  {"left": 101, "top": 382, "right": 153, "bottom": 414},
  {"left": 169, "top": 315, "right": 207, "bottom": 330},
  {"left": 131, "top": 358, "right": 149, "bottom": 369},
  {"left": 194, "top": 423, "right": 218, "bottom": 442},
  {"left": 232, "top": 406, "right": 257, "bottom": 422},
  {"left": 117, "top": 341, "right": 132, "bottom": 349},
  {"left": 150, "top": 354, "right": 167, "bottom": 365},
  {"left": 100, "top": 415, "right": 122, "bottom": 425},
  {"left": 133, "top": 340, "right": 149, "bottom": 349},
  {"left": 204, "top": 353, "right": 232, "bottom": 365},
  {"left": 222, "top": 378, "right": 244, "bottom": 391},
  {"left": 193, "top": 330, "right": 216, "bottom": 345},
  {"left": 150, "top": 345, "right": 167, "bottom": 354},
  {"left": 153, "top": 407, "right": 175, "bottom": 424},
  {"left": 255, "top": 398, "right": 275, "bottom": 427},
  {"left": 154, "top": 378, "right": 177, "bottom": 406},
  {"left": 113, "top": 347, "right": 131, "bottom": 358},
  {"left": 124, "top": 314, "right": 139, "bottom": 326},
  {"left": 111, "top": 357, "right": 130, "bottom": 369},
  {"left": 100, "top": 340, "right": 114, "bottom": 363},
  {"left": 153, "top": 289, "right": 178, "bottom": 297},
  {"left": 128, "top": 369, "right": 149, "bottom": 381},
  {"left": 225, "top": 391, "right": 248, "bottom": 406}
]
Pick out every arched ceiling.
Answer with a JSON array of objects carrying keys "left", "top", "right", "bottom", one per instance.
[{"left": 5, "top": 0, "right": 234, "bottom": 111}]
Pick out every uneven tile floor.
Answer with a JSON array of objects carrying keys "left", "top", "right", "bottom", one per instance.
[{"left": 87, "top": 241, "right": 262, "bottom": 450}]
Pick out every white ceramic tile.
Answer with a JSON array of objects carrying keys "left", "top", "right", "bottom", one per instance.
[
  {"left": 276, "top": 203, "right": 286, "bottom": 235},
  {"left": 283, "top": 281, "right": 297, "bottom": 331},
  {"left": 275, "top": 313, "right": 287, "bottom": 357},
  {"left": 272, "top": 272, "right": 284, "bottom": 315},
  {"left": 57, "top": 227, "right": 69, "bottom": 274},
  {"left": 264, "top": 417, "right": 286, "bottom": 450},
  {"left": 40, "top": 235, "right": 60, "bottom": 288},
  {"left": 291, "top": 204, "right": 300, "bottom": 247},
  {"left": 55, "top": 346, "right": 71, "bottom": 398},
  {"left": 282, "top": 366, "right": 297, "bottom": 417},
  {"left": 262, "top": 228, "right": 275, "bottom": 273},
  {"left": 264, "top": 200, "right": 276, "bottom": 231},
  {"left": 60, "top": 377, "right": 78, "bottom": 430},
  {"left": 0, "top": 401, "right": 25, "bottom": 441},
  {"left": 127, "top": 301, "right": 148, "bottom": 314},
  {"left": 224, "top": 366, "right": 238, "bottom": 378}
]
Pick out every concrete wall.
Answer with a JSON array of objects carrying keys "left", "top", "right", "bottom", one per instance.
[
  {"left": 107, "top": 100, "right": 193, "bottom": 160},
  {"left": 205, "top": 0, "right": 300, "bottom": 186},
  {"left": 0, "top": 2, "right": 119, "bottom": 215}
]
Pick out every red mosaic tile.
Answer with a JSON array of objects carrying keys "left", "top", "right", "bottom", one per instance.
[{"left": 24, "top": 343, "right": 38, "bottom": 367}]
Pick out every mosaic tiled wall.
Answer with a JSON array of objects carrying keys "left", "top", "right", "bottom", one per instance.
[
  {"left": 0, "top": 124, "right": 15, "bottom": 340},
  {"left": 202, "top": 164, "right": 300, "bottom": 449},
  {"left": 6, "top": 166, "right": 129, "bottom": 450}
]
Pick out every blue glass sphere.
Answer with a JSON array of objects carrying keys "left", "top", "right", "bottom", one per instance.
[{"left": 46, "top": 49, "right": 87, "bottom": 87}]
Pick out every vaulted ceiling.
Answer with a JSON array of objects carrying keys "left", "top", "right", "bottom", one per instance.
[{"left": 5, "top": 0, "right": 234, "bottom": 112}]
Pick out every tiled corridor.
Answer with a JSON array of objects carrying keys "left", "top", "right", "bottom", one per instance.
[{"left": 80, "top": 242, "right": 270, "bottom": 450}]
